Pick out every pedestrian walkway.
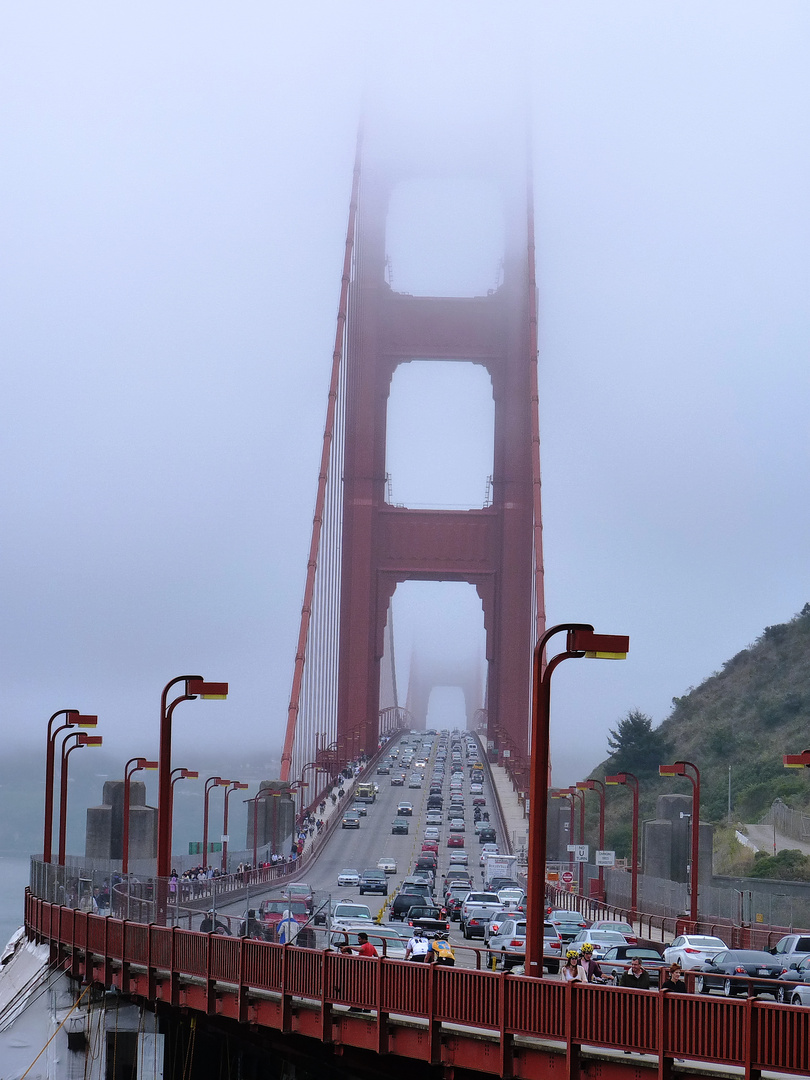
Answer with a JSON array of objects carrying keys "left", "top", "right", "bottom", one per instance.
[
  {"left": 487, "top": 761, "right": 529, "bottom": 860},
  {"left": 743, "top": 823, "right": 810, "bottom": 857}
]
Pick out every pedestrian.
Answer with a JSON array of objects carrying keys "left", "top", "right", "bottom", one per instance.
[
  {"left": 661, "top": 963, "right": 686, "bottom": 992},
  {"left": 578, "top": 943, "right": 605, "bottom": 983},
  {"left": 562, "top": 949, "right": 586, "bottom": 983},
  {"left": 620, "top": 956, "right": 651, "bottom": 989},
  {"left": 405, "top": 928, "right": 432, "bottom": 962}
]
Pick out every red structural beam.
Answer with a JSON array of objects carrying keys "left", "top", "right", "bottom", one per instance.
[{"left": 25, "top": 891, "right": 810, "bottom": 1079}]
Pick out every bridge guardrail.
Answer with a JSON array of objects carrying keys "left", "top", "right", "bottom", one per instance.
[{"left": 25, "top": 889, "right": 810, "bottom": 1078}]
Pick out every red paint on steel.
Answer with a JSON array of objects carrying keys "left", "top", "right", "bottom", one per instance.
[
  {"left": 279, "top": 133, "right": 363, "bottom": 781},
  {"left": 26, "top": 893, "right": 810, "bottom": 1079}
]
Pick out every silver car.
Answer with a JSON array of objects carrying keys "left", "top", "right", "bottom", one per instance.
[{"left": 487, "top": 918, "right": 527, "bottom": 970}]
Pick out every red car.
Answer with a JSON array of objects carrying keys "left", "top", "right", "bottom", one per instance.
[
  {"left": 472, "top": 797, "right": 486, "bottom": 806},
  {"left": 421, "top": 841, "right": 439, "bottom": 855},
  {"left": 259, "top": 899, "right": 310, "bottom": 934},
  {"left": 447, "top": 835, "right": 465, "bottom": 848}
]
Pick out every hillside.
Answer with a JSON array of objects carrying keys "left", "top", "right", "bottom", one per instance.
[{"left": 587, "top": 603, "right": 810, "bottom": 859}]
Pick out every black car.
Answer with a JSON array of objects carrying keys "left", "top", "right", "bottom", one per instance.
[
  {"left": 391, "top": 818, "right": 409, "bottom": 834},
  {"left": 390, "top": 890, "right": 428, "bottom": 921},
  {"left": 694, "top": 950, "right": 785, "bottom": 997},
  {"left": 478, "top": 828, "right": 496, "bottom": 844},
  {"left": 359, "top": 868, "right": 388, "bottom": 895},
  {"left": 377, "top": 763, "right": 390, "bottom": 774},
  {"left": 396, "top": 801, "right": 414, "bottom": 816}
]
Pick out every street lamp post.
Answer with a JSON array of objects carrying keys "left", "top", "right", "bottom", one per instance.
[
  {"left": 58, "top": 732, "right": 103, "bottom": 866},
  {"left": 222, "top": 782, "right": 248, "bottom": 873},
  {"left": 577, "top": 779, "right": 606, "bottom": 897},
  {"left": 525, "top": 624, "right": 628, "bottom": 978},
  {"left": 659, "top": 760, "right": 701, "bottom": 926},
  {"left": 203, "top": 776, "right": 230, "bottom": 869},
  {"left": 122, "top": 757, "right": 158, "bottom": 874},
  {"left": 605, "top": 772, "right": 640, "bottom": 914},
  {"left": 44, "top": 711, "right": 97, "bottom": 863},
  {"left": 156, "top": 676, "right": 227, "bottom": 923}
]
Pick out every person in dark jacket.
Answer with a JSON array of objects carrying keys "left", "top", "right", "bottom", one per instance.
[
  {"left": 661, "top": 963, "right": 686, "bottom": 992},
  {"left": 619, "top": 956, "right": 651, "bottom": 989}
]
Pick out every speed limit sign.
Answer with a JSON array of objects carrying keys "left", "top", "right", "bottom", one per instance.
[{"left": 561, "top": 870, "right": 574, "bottom": 884}]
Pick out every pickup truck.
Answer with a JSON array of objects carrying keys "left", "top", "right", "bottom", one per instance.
[
  {"left": 405, "top": 905, "right": 450, "bottom": 935},
  {"left": 771, "top": 933, "right": 810, "bottom": 970}
]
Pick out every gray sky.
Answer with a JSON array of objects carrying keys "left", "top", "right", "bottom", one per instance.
[{"left": 2, "top": 0, "right": 809, "bottom": 824}]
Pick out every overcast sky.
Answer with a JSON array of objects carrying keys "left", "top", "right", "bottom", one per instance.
[{"left": 2, "top": 0, "right": 809, "bottom": 826}]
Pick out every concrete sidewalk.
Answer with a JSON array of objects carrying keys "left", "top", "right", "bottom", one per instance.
[
  {"left": 488, "top": 762, "right": 529, "bottom": 860},
  {"left": 743, "top": 823, "right": 810, "bottom": 857}
]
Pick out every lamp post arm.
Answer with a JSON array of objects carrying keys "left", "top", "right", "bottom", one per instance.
[{"left": 44, "top": 710, "right": 79, "bottom": 864}]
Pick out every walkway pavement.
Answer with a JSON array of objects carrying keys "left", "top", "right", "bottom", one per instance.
[
  {"left": 743, "top": 823, "right": 810, "bottom": 857},
  {"left": 487, "top": 762, "right": 529, "bottom": 860}
]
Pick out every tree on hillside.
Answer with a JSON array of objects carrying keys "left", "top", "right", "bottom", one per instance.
[{"left": 606, "top": 709, "right": 671, "bottom": 776}]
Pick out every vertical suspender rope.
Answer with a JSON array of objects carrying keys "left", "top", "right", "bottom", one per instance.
[
  {"left": 526, "top": 155, "right": 546, "bottom": 646},
  {"left": 280, "top": 134, "right": 362, "bottom": 781}
]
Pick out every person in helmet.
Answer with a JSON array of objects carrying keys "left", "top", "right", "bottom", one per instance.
[
  {"left": 431, "top": 931, "right": 455, "bottom": 966},
  {"left": 562, "top": 949, "right": 585, "bottom": 982},
  {"left": 578, "top": 942, "right": 604, "bottom": 983},
  {"left": 405, "top": 927, "right": 432, "bottom": 962}
]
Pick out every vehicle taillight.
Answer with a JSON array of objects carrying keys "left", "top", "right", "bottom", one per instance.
[
  {"left": 735, "top": 967, "right": 746, "bottom": 974},
  {"left": 509, "top": 940, "right": 523, "bottom": 947},
  {"left": 684, "top": 948, "right": 699, "bottom": 953}
]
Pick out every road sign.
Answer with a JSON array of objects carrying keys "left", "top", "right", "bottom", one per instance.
[
  {"left": 567, "top": 844, "right": 589, "bottom": 861},
  {"left": 596, "top": 850, "right": 616, "bottom": 867},
  {"left": 561, "top": 870, "right": 574, "bottom": 884}
]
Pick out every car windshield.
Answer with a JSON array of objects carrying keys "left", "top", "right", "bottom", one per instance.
[
  {"left": 262, "top": 901, "right": 307, "bottom": 915},
  {"left": 334, "top": 905, "right": 371, "bottom": 919},
  {"left": 589, "top": 931, "right": 626, "bottom": 943},
  {"left": 340, "top": 869, "right": 358, "bottom": 876}
]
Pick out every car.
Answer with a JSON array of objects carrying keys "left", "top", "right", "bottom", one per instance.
[
  {"left": 408, "top": 774, "right": 423, "bottom": 788},
  {"left": 470, "top": 783, "right": 484, "bottom": 795},
  {"left": 569, "top": 930, "right": 628, "bottom": 959},
  {"left": 377, "top": 764, "right": 390, "bottom": 774},
  {"left": 694, "top": 949, "right": 785, "bottom": 997},
  {"left": 478, "top": 828, "right": 496, "bottom": 844},
  {"left": 444, "top": 869, "right": 473, "bottom": 887},
  {"left": 480, "top": 843, "right": 499, "bottom": 863},
  {"left": 342, "top": 813, "right": 361, "bottom": 829},
  {"left": 484, "top": 909, "right": 514, "bottom": 945},
  {"left": 447, "top": 835, "right": 465, "bottom": 848},
  {"left": 487, "top": 918, "right": 527, "bottom": 968},
  {"left": 776, "top": 956, "right": 810, "bottom": 1004},
  {"left": 421, "top": 841, "right": 439, "bottom": 855},
  {"left": 390, "top": 773, "right": 405, "bottom": 786},
  {"left": 472, "top": 797, "right": 486, "bottom": 806},
  {"left": 460, "top": 892, "right": 501, "bottom": 930},
  {"left": 449, "top": 818, "right": 465, "bottom": 832},
  {"left": 547, "top": 910, "right": 590, "bottom": 942},
  {"left": 350, "top": 803, "right": 368, "bottom": 816},
  {"left": 662, "top": 934, "right": 728, "bottom": 970},
  {"left": 391, "top": 818, "right": 409, "bottom": 834},
  {"left": 599, "top": 945, "right": 667, "bottom": 982},
  {"left": 259, "top": 899, "right": 310, "bottom": 933},
  {"left": 770, "top": 933, "right": 810, "bottom": 973},
  {"left": 359, "top": 868, "right": 388, "bottom": 895},
  {"left": 329, "top": 925, "right": 409, "bottom": 959},
  {"left": 283, "top": 883, "right": 314, "bottom": 910},
  {"left": 390, "top": 891, "right": 429, "bottom": 921},
  {"left": 497, "top": 887, "right": 525, "bottom": 908},
  {"left": 543, "top": 922, "right": 563, "bottom": 972},
  {"left": 337, "top": 868, "right": 361, "bottom": 887},
  {"left": 424, "top": 826, "right": 440, "bottom": 841},
  {"left": 427, "top": 796, "right": 443, "bottom": 810},
  {"left": 448, "top": 851, "right": 469, "bottom": 865},
  {"left": 426, "top": 811, "right": 442, "bottom": 826},
  {"left": 377, "top": 856, "right": 397, "bottom": 875},
  {"left": 589, "top": 920, "right": 638, "bottom": 945},
  {"left": 330, "top": 901, "right": 372, "bottom": 925},
  {"left": 406, "top": 906, "right": 450, "bottom": 934},
  {"left": 396, "top": 801, "right": 414, "bottom": 816},
  {"left": 462, "top": 907, "right": 494, "bottom": 940}
]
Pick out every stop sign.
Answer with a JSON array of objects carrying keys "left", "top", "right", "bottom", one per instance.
[{"left": 561, "top": 870, "right": 574, "bottom": 884}]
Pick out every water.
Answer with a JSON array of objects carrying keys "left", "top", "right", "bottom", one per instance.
[{"left": 0, "top": 856, "right": 30, "bottom": 948}]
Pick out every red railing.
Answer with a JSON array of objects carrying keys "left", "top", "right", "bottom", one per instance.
[{"left": 25, "top": 890, "right": 810, "bottom": 1077}]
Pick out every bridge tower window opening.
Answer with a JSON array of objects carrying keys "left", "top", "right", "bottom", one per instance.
[
  {"left": 388, "top": 580, "right": 486, "bottom": 733},
  {"left": 385, "top": 177, "right": 505, "bottom": 298},
  {"left": 386, "top": 360, "right": 494, "bottom": 511}
]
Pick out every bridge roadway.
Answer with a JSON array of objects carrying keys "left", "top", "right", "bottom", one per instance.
[
  {"left": 25, "top": 731, "right": 810, "bottom": 1080},
  {"left": 215, "top": 729, "right": 505, "bottom": 968}
]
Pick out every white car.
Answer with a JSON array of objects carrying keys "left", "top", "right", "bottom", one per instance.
[
  {"left": 479, "top": 843, "right": 499, "bottom": 864},
  {"left": 424, "top": 826, "right": 440, "bottom": 841},
  {"left": 498, "top": 887, "right": 524, "bottom": 907},
  {"left": 663, "top": 934, "right": 728, "bottom": 970},
  {"left": 330, "top": 901, "right": 372, "bottom": 926},
  {"left": 448, "top": 851, "right": 469, "bottom": 865},
  {"left": 569, "top": 929, "right": 628, "bottom": 959},
  {"left": 426, "top": 811, "right": 442, "bottom": 826},
  {"left": 377, "top": 856, "right": 397, "bottom": 875},
  {"left": 337, "top": 868, "right": 361, "bottom": 887}
]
